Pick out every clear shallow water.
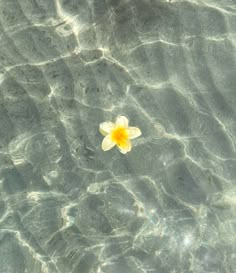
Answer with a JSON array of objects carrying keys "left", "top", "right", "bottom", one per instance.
[{"left": 0, "top": 0, "right": 236, "bottom": 272}]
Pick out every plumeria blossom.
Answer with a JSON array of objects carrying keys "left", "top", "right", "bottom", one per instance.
[{"left": 99, "top": 115, "right": 142, "bottom": 154}]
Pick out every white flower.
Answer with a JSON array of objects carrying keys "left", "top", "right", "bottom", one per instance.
[{"left": 99, "top": 115, "right": 142, "bottom": 154}]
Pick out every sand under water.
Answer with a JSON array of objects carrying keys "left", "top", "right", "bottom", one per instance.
[{"left": 0, "top": 0, "right": 236, "bottom": 272}]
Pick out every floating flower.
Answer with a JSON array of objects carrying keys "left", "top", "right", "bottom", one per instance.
[{"left": 99, "top": 115, "right": 142, "bottom": 154}]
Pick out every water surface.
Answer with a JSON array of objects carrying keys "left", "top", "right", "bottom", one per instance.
[{"left": 0, "top": 0, "right": 236, "bottom": 272}]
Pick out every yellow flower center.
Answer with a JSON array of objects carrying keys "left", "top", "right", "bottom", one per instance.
[{"left": 111, "top": 127, "right": 128, "bottom": 147}]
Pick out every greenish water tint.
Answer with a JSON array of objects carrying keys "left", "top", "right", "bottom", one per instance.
[{"left": 0, "top": 0, "right": 236, "bottom": 272}]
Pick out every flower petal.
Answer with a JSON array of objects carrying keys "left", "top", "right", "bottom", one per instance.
[
  {"left": 127, "top": 127, "right": 142, "bottom": 139},
  {"left": 99, "top": 122, "right": 115, "bottom": 136},
  {"left": 117, "top": 139, "right": 132, "bottom": 154},
  {"left": 116, "top": 116, "right": 129, "bottom": 128},
  {"left": 102, "top": 135, "right": 116, "bottom": 151}
]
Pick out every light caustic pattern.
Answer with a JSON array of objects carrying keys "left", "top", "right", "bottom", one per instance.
[{"left": 0, "top": 0, "right": 236, "bottom": 273}]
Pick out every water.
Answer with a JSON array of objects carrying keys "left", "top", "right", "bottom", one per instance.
[{"left": 0, "top": 0, "right": 236, "bottom": 272}]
